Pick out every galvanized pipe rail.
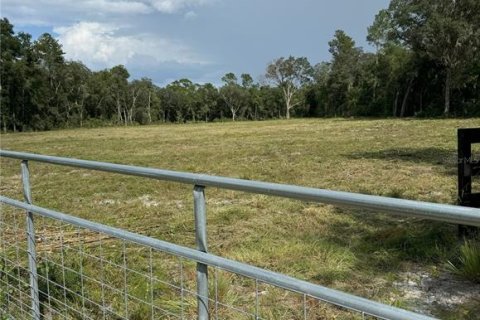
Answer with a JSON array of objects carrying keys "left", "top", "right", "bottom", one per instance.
[
  {"left": 0, "top": 197, "right": 434, "bottom": 320},
  {"left": 1, "top": 149, "right": 480, "bottom": 320},
  {"left": 1, "top": 150, "right": 479, "bottom": 227}
]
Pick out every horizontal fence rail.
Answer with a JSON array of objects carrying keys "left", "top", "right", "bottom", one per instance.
[
  {"left": 0, "top": 196, "right": 434, "bottom": 320},
  {"left": 1, "top": 150, "right": 479, "bottom": 227},
  {"left": 2, "top": 149, "right": 480, "bottom": 320}
]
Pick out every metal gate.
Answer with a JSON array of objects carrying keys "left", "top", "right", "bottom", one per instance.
[{"left": 1, "top": 150, "right": 479, "bottom": 319}]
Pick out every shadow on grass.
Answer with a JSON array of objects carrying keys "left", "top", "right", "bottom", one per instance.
[
  {"left": 347, "top": 147, "right": 458, "bottom": 176},
  {"left": 338, "top": 147, "right": 468, "bottom": 273},
  {"left": 319, "top": 207, "right": 458, "bottom": 275},
  {"left": 355, "top": 220, "right": 456, "bottom": 271}
]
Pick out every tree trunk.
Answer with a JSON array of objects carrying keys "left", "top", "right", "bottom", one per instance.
[
  {"left": 95, "top": 96, "right": 104, "bottom": 117},
  {"left": 66, "top": 102, "right": 73, "bottom": 126},
  {"left": 444, "top": 67, "right": 451, "bottom": 115},
  {"left": 22, "top": 87, "right": 26, "bottom": 129},
  {"left": 123, "top": 109, "right": 128, "bottom": 126},
  {"left": 393, "top": 90, "right": 399, "bottom": 117},
  {"left": 79, "top": 95, "right": 85, "bottom": 127},
  {"left": 283, "top": 85, "right": 295, "bottom": 119},
  {"left": 147, "top": 91, "right": 152, "bottom": 124},
  {"left": 373, "top": 53, "right": 378, "bottom": 101},
  {"left": 400, "top": 78, "right": 414, "bottom": 117},
  {"left": 419, "top": 90, "right": 423, "bottom": 114},
  {"left": 346, "top": 81, "right": 352, "bottom": 116},
  {"left": 116, "top": 97, "right": 123, "bottom": 124},
  {"left": 130, "top": 94, "right": 137, "bottom": 124}
]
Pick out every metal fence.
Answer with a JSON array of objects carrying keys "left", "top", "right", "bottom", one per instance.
[{"left": 1, "top": 150, "right": 479, "bottom": 320}]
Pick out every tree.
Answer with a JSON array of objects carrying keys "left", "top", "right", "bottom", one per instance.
[
  {"left": 220, "top": 73, "right": 245, "bottom": 121},
  {"left": 370, "top": 0, "right": 480, "bottom": 114},
  {"left": 368, "top": 15, "right": 417, "bottom": 117},
  {"left": 33, "top": 33, "right": 67, "bottom": 127},
  {"left": 380, "top": 44, "right": 415, "bottom": 116},
  {"left": 128, "top": 79, "right": 144, "bottom": 124},
  {"left": 326, "top": 30, "right": 363, "bottom": 116},
  {"left": 109, "top": 65, "right": 130, "bottom": 125},
  {"left": 196, "top": 83, "right": 218, "bottom": 122},
  {"left": 137, "top": 78, "right": 160, "bottom": 124},
  {"left": 0, "top": 18, "right": 22, "bottom": 131},
  {"left": 85, "top": 70, "right": 113, "bottom": 120},
  {"left": 265, "top": 56, "right": 313, "bottom": 119},
  {"left": 241, "top": 73, "right": 254, "bottom": 88},
  {"left": 162, "top": 79, "right": 197, "bottom": 123},
  {"left": 63, "top": 61, "right": 91, "bottom": 126},
  {"left": 240, "top": 73, "right": 260, "bottom": 120},
  {"left": 307, "top": 62, "right": 331, "bottom": 117},
  {"left": 2, "top": 15, "right": 480, "bottom": 131}
]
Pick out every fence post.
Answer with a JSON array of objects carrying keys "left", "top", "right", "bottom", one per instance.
[
  {"left": 21, "top": 160, "right": 40, "bottom": 320},
  {"left": 193, "top": 185, "right": 209, "bottom": 319}
]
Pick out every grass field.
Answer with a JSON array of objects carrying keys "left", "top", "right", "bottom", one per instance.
[{"left": 1, "top": 118, "right": 480, "bottom": 319}]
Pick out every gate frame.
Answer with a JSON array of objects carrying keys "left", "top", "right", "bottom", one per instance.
[
  {"left": 2, "top": 149, "right": 480, "bottom": 320},
  {"left": 458, "top": 128, "right": 480, "bottom": 235}
]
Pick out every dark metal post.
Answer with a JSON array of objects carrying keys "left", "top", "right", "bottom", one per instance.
[
  {"left": 21, "top": 160, "right": 40, "bottom": 320},
  {"left": 194, "top": 185, "right": 209, "bottom": 319},
  {"left": 458, "top": 128, "right": 480, "bottom": 236}
]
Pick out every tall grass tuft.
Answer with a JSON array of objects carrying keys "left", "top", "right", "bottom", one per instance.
[{"left": 447, "top": 239, "right": 480, "bottom": 283}]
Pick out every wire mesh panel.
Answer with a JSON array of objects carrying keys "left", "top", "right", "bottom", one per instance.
[
  {"left": 208, "top": 268, "right": 378, "bottom": 320},
  {"left": 0, "top": 206, "right": 31, "bottom": 319},
  {"left": 2, "top": 210, "right": 191, "bottom": 319},
  {"left": 1, "top": 205, "right": 379, "bottom": 320}
]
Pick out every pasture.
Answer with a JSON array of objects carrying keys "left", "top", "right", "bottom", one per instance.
[{"left": 1, "top": 118, "right": 479, "bottom": 319}]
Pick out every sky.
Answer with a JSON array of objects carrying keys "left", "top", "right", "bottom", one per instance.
[{"left": 3, "top": 0, "right": 389, "bottom": 86}]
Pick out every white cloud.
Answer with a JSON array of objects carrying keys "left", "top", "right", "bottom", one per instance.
[
  {"left": 2, "top": 0, "right": 220, "bottom": 83},
  {"left": 86, "top": 0, "right": 153, "bottom": 14},
  {"left": 3, "top": 0, "right": 152, "bottom": 20},
  {"left": 3, "top": 0, "right": 217, "bottom": 25},
  {"left": 54, "top": 22, "right": 207, "bottom": 69},
  {"left": 149, "top": 0, "right": 214, "bottom": 14},
  {"left": 184, "top": 10, "right": 198, "bottom": 19}
]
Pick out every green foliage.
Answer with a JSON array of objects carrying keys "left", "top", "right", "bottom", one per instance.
[
  {"left": 368, "top": 0, "right": 480, "bottom": 115},
  {"left": 265, "top": 56, "right": 313, "bottom": 119},
  {"left": 326, "top": 30, "right": 362, "bottom": 116},
  {"left": 447, "top": 239, "right": 480, "bottom": 283},
  {"left": 1, "top": 0, "right": 480, "bottom": 132}
]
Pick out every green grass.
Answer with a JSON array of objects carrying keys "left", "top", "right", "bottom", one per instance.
[
  {"left": 1, "top": 118, "right": 480, "bottom": 319},
  {"left": 448, "top": 239, "right": 480, "bottom": 283}
]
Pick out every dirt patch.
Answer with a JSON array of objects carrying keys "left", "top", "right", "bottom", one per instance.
[
  {"left": 97, "top": 199, "right": 118, "bottom": 206},
  {"left": 393, "top": 269, "right": 480, "bottom": 316},
  {"left": 138, "top": 194, "right": 161, "bottom": 208}
]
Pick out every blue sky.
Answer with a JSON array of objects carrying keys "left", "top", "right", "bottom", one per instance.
[{"left": 3, "top": 0, "right": 389, "bottom": 86}]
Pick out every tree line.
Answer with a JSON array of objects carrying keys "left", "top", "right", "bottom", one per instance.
[{"left": 1, "top": 0, "right": 479, "bottom": 132}]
